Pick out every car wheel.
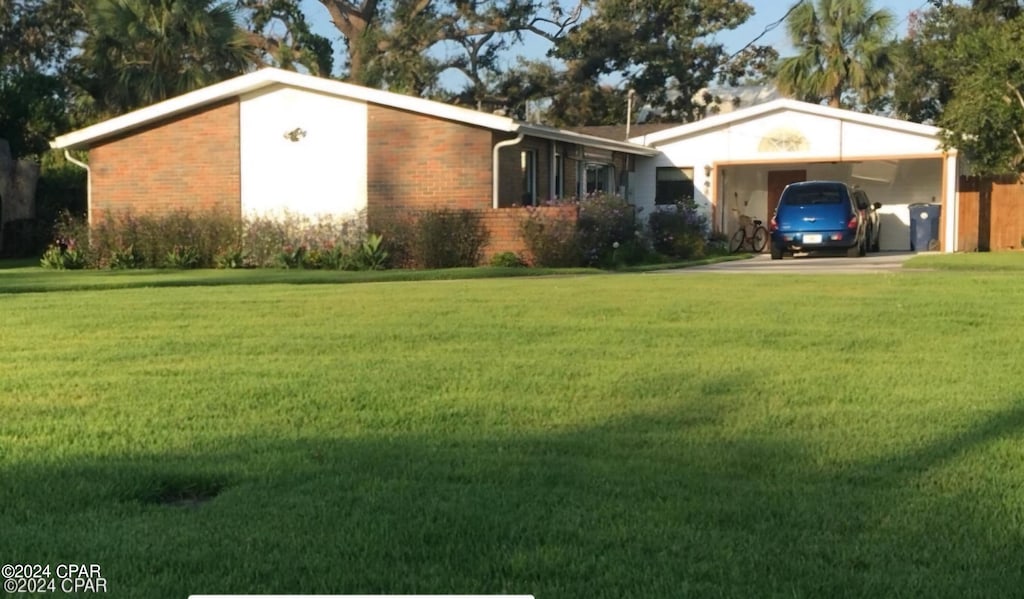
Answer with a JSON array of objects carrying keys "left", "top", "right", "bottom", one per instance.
[
  {"left": 859, "top": 237, "right": 867, "bottom": 256},
  {"left": 770, "top": 244, "right": 783, "bottom": 260}
]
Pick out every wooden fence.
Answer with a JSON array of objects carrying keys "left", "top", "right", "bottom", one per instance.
[{"left": 957, "top": 176, "right": 1024, "bottom": 251}]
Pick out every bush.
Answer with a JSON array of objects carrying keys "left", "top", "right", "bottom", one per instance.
[
  {"left": 109, "top": 245, "right": 145, "bottom": 269},
  {"left": 577, "top": 194, "right": 639, "bottom": 267},
  {"left": 648, "top": 198, "right": 709, "bottom": 259},
  {"left": 39, "top": 242, "right": 87, "bottom": 270},
  {"left": 86, "top": 209, "right": 241, "bottom": 268},
  {"left": 354, "top": 233, "right": 389, "bottom": 270},
  {"left": 705, "top": 231, "right": 730, "bottom": 256},
  {"left": 489, "top": 251, "right": 527, "bottom": 268},
  {"left": 520, "top": 195, "right": 644, "bottom": 268},
  {"left": 372, "top": 213, "right": 415, "bottom": 269},
  {"left": 412, "top": 208, "right": 489, "bottom": 268},
  {"left": 165, "top": 245, "right": 202, "bottom": 269},
  {"left": 520, "top": 205, "right": 581, "bottom": 267},
  {"left": 41, "top": 209, "right": 384, "bottom": 271}
]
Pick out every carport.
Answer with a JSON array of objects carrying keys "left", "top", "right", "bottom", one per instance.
[{"left": 628, "top": 99, "right": 958, "bottom": 252}]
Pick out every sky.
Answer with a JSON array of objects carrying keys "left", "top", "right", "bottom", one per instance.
[
  {"left": 298, "top": 0, "right": 939, "bottom": 87},
  {"left": 718, "top": 0, "right": 934, "bottom": 55}
]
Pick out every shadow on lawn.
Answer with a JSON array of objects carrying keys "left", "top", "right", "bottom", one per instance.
[{"left": 3, "top": 403, "right": 1024, "bottom": 598}]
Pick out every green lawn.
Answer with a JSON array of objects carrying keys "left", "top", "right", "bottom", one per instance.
[
  {"left": 2, "top": 263, "right": 1024, "bottom": 598},
  {"left": 905, "top": 251, "right": 1024, "bottom": 270}
]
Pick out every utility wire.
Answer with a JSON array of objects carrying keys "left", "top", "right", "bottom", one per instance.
[{"left": 727, "top": 0, "right": 805, "bottom": 60}]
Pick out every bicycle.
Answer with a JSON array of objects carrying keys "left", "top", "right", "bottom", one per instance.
[{"left": 729, "top": 216, "right": 769, "bottom": 253}]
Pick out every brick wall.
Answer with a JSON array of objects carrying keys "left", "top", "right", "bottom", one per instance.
[
  {"left": 89, "top": 100, "right": 241, "bottom": 220},
  {"left": 366, "top": 103, "right": 573, "bottom": 262},
  {"left": 366, "top": 103, "right": 494, "bottom": 214},
  {"left": 497, "top": 138, "right": 553, "bottom": 206},
  {"left": 480, "top": 205, "right": 578, "bottom": 262},
  {"left": 364, "top": 104, "right": 637, "bottom": 263}
]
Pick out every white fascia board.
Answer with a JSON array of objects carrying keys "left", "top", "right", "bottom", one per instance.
[
  {"left": 636, "top": 98, "right": 942, "bottom": 146},
  {"left": 52, "top": 70, "right": 273, "bottom": 150},
  {"left": 51, "top": 68, "right": 519, "bottom": 150},
  {"left": 518, "top": 124, "right": 659, "bottom": 156}
]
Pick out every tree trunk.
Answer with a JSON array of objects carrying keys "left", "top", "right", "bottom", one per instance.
[
  {"left": 0, "top": 138, "right": 41, "bottom": 250},
  {"left": 319, "top": 0, "right": 377, "bottom": 82}
]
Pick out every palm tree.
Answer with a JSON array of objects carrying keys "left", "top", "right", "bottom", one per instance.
[
  {"left": 775, "top": 0, "right": 894, "bottom": 108},
  {"left": 78, "top": 0, "right": 256, "bottom": 115}
]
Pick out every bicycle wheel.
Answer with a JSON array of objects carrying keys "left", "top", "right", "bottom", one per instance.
[
  {"left": 729, "top": 229, "right": 746, "bottom": 253},
  {"left": 752, "top": 226, "right": 769, "bottom": 253}
]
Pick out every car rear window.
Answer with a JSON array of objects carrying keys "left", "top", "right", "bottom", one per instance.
[{"left": 781, "top": 189, "right": 844, "bottom": 206}]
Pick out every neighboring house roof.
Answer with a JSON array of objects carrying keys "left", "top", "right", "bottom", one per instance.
[
  {"left": 570, "top": 123, "right": 680, "bottom": 142},
  {"left": 631, "top": 98, "right": 944, "bottom": 147},
  {"left": 51, "top": 68, "right": 657, "bottom": 156}
]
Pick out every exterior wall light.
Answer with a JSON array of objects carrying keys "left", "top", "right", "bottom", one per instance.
[{"left": 283, "top": 128, "right": 307, "bottom": 142}]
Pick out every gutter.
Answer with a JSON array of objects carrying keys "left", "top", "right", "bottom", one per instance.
[
  {"left": 61, "top": 150, "right": 92, "bottom": 227},
  {"left": 492, "top": 134, "right": 525, "bottom": 209}
]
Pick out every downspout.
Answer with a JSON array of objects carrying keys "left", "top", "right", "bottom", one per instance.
[
  {"left": 493, "top": 134, "right": 525, "bottom": 209},
  {"left": 549, "top": 139, "right": 557, "bottom": 201},
  {"left": 63, "top": 150, "right": 92, "bottom": 227}
]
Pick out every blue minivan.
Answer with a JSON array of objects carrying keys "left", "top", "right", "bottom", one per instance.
[{"left": 769, "top": 181, "right": 871, "bottom": 260}]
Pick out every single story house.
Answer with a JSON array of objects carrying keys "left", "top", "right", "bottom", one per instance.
[
  {"left": 51, "top": 68, "right": 1020, "bottom": 256},
  {"left": 50, "top": 67, "right": 656, "bottom": 258}
]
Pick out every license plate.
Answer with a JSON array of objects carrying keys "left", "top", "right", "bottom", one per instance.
[{"left": 802, "top": 234, "right": 822, "bottom": 244}]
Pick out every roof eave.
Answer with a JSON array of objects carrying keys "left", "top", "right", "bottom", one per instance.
[
  {"left": 518, "top": 124, "right": 658, "bottom": 156},
  {"left": 639, "top": 98, "right": 943, "bottom": 146},
  {"left": 50, "top": 68, "right": 520, "bottom": 150}
]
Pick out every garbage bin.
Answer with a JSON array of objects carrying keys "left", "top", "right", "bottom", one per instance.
[{"left": 909, "top": 203, "right": 941, "bottom": 251}]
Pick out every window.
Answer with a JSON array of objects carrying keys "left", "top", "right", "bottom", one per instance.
[
  {"left": 584, "top": 163, "right": 615, "bottom": 195},
  {"left": 781, "top": 190, "right": 844, "bottom": 206},
  {"left": 553, "top": 153, "right": 565, "bottom": 199},
  {"left": 520, "top": 149, "right": 536, "bottom": 205},
  {"left": 655, "top": 167, "right": 694, "bottom": 205}
]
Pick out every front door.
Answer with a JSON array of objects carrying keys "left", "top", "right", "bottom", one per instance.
[{"left": 767, "top": 170, "right": 806, "bottom": 221}]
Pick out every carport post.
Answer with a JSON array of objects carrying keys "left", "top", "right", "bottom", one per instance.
[{"left": 942, "top": 152, "right": 958, "bottom": 252}]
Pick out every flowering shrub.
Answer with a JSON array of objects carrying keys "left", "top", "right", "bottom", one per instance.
[
  {"left": 647, "top": 198, "right": 709, "bottom": 259},
  {"left": 244, "top": 211, "right": 368, "bottom": 269},
  {"left": 40, "top": 209, "right": 388, "bottom": 271},
  {"left": 520, "top": 204, "right": 581, "bottom": 267},
  {"left": 577, "top": 194, "right": 639, "bottom": 267},
  {"left": 521, "top": 194, "right": 644, "bottom": 268}
]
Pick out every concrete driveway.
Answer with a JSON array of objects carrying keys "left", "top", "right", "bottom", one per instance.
[{"left": 659, "top": 252, "right": 919, "bottom": 274}]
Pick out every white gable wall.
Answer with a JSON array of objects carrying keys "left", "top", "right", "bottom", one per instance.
[{"left": 239, "top": 85, "right": 368, "bottom": 218}]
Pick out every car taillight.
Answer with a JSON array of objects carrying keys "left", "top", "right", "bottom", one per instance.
[
  {"left": 847, "top": 215, "right": 859, "bottom": 229},
  {"left": 770, "top": 216, "right": 778, "bottom": 232}
]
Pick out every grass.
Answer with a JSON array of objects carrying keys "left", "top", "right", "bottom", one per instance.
[
  {"left": 2, "top": 264, "right": 1024, "bottom": 598},
  {"left": 905, "top": 251, "right": 1024, "bottom": 270}
]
